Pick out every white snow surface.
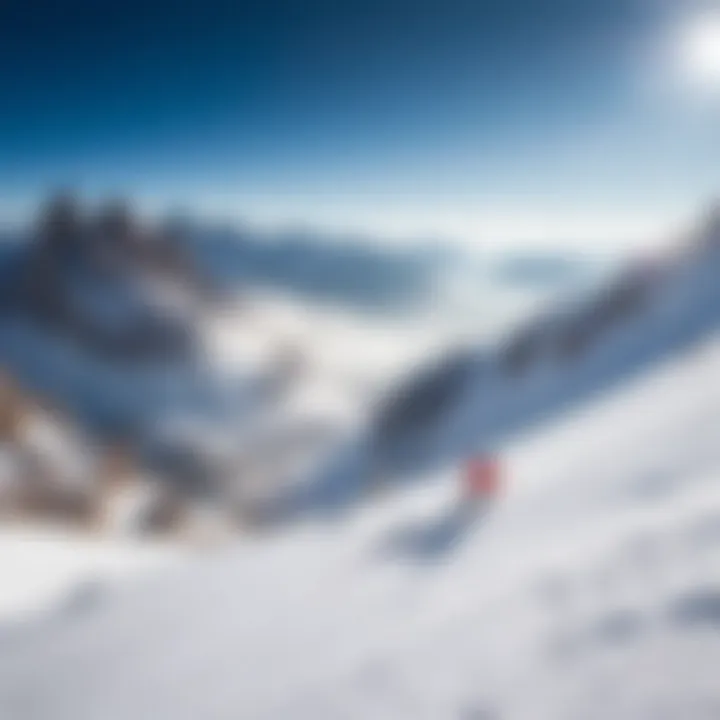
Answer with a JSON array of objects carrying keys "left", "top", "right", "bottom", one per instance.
[
  {"left": 0, "top": 527, "right": 183, "bottom": 624},
  {"left": 2, "top": 330, "right": 720, "bottom": 719}
]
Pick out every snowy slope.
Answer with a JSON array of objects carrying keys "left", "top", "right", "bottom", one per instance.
[
  {"left": 2, "top": 330, "right": 720, "bottom": 719},
  {"left": 287, "top": 234, "right": 720, "bottom": 519},
  {"left": 0, "top": 527, "right": 183, "bottom": 624}
]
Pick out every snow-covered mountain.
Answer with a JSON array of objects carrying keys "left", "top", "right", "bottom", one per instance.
[
  {"left": 0, "top": 197, "right": 596, "bottom": 530},
  {"left": 279, "top": 213, "right": 720, "bottom": 522},
  {"left": 173, "top": 220, "right": 444, "bottom": 312},
  {"left": 2, "top": 202, "right": 720, "bottom": 716},
  {"left": 2, "top": 272, "right": 720, "bottom": 719},
  {"left": 2, "top": 197, "right": 718, "bottom": 535}
]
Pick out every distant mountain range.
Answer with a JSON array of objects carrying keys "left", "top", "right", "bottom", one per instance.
[{"left": 168, "top": 220, "right": 594, "bottom": 315}]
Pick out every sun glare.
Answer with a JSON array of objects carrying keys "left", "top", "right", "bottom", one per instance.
[{"left": 679, "top": 12, "right": 720, "bottom": 89}]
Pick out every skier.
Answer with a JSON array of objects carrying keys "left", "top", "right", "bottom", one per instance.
[{"left": 462, "top": 455, "right": 501, "bottom": 507}]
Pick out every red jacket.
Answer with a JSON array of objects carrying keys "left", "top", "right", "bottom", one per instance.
[{"left": 464, "top": 457, "right": 501, "bottom": 498}]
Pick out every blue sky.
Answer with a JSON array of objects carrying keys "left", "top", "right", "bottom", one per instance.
[{"left": 2, "top": 0, "right": 719, "bottom": 248}]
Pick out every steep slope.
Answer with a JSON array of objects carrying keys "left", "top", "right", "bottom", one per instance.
[
  {"left": 1, "top": 329, "right": 720, "bottom": 719},
  {"left": 288, "top": 231, "right": 720, "bottom": 519}
]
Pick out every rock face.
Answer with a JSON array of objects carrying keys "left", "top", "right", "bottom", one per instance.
[
  {"left": 0, "top": 196, "right": 225, "bottom": 534},
  {"left": 0, "top": 368, "right": 193, "bottom": 536},
  {"left": 8, "top": 194, "right": 208, "bottom": 365}
]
